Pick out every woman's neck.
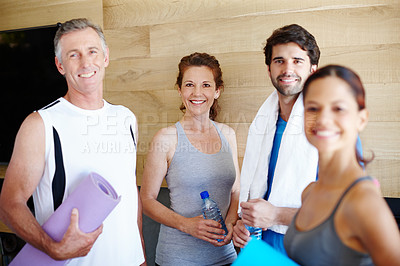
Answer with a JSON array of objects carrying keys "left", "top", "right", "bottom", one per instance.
[
  {"left": 180, "top": 114, "right": 213, "bottom": 132},
  {"left": 317, "top": 151, "right": 365, "bottom": 187}
]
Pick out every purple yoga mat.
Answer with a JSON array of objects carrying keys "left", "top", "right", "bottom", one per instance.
[{"left": 10, "top": 172, "right": 121, "bottom": 266}]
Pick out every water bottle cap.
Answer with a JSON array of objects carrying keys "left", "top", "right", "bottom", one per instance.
[{"left": 200, "top": 191, "right": 209, "bottom": 199}]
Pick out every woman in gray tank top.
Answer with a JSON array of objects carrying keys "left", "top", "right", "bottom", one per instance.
[
  {"left": 284, "top": 65, "right": 400, "bottom": 265},
  {"left": 140, "top": 53, "right": 240, "bottom": 265}
]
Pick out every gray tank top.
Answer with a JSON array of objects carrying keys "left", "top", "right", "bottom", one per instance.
[
  {"left": 284, "top": 176, "right": 374, "bottom": 266},
  {"left": 155, "top": 121, "right": 237, "bottom": 265}
]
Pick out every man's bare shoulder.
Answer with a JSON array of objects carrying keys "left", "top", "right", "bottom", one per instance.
[
  {"left": 21, "top": 112, "right": 43, "bottom": 127},
  {"left": 15, "top": 112, "right": 44, "bottom": 141},
  {"left": 5, "top": 111, "right": 45, "bottom": 189}
]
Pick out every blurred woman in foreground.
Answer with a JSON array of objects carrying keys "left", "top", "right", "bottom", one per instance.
[{"left": 284, "top": 65, "right": 400, "bottom": 266}]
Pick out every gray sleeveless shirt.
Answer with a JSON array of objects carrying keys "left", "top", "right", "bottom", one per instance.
[
  {"left": 284, "top": 176, "right": 374, "bottom": 266},
  {"left": 155, "top": 121, "right": 237, "bottom": 265}
]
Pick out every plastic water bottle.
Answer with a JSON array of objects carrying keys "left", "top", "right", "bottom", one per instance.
[
  {"left": 200, "top": 191, "right": 228, "bottom": 242},
  {"left": 245, "top": 225, "right": 262, "bottom": 240},
  {"left": 239, "top": 211, "right": 262, "bottom": 240}
]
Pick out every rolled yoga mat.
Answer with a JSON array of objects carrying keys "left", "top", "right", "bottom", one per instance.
[
  {"left": 10, "top": 172, "right": 121, "bottom": 266},
  {"left": 232, "top": 238, "right": 299, "bottom": 266}
]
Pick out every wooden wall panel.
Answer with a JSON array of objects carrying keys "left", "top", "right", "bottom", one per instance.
[
  {"left": 361, "top": 122, "right": 400, "bottom": 197},
  {"left": 103, "top": 0, "right": 400, "bottom": 196},
  {"left": 319, "top": 44, "right": 400, "bottom": 84},
  {"left": 103, "top": 0, "right": 398, "bottom": 28},
  {"left": 148, "top": 6, "right": 400, "bottom": 57},
  {"left": 368, "top": 159, "right": 400, "bottom": 197},
  {"left": 0, "top": 0, "right": 103, "bottom": 31},
  {"left": 105, "top": 26, "right": 150, "bottom": 60},
  {"left": 361, "top": 122, "right": 400, "bottom": 159},
  {"left": 105, "top": 56, "right": 179, "bottom": 91},
  {"left": 365, "top": 83, "right": 400, "bottom": 122},
  {"left": 105, "top": 90, "right": 182, "bottom": 127}
]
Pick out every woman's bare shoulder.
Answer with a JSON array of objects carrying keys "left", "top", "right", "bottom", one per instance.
[
  {"left": 214, "top": 121, "right": 236, "bottom": 138},
  {"left": 149, "top": 124, "right": 178, "bottom": 156}
]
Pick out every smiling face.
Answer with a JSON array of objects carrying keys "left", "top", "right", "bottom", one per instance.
[
  {"left": 55, "top": 27, "right": 109, "bottom": 97},
  {"left": 268, "top": 42, "right": 316, "bottom": 97},
  {"left": 304, "top": 76, "right": 368, "bottom": 154},
  {"left": 178, "top": 66, "right": 220, "bottom": 119}
]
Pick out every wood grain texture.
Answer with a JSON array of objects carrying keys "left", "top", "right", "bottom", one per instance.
[
  {"left": 103, "top": 0, "right": 399, "bottom": 28},
  {"left": 365, "top": 83, "right": 400, "bottom": 122},
  {"left": 104, "top": 26, "right": 150, "bottom": 60},
  {"left": 105, "top": 56, "right": 180, "bottom": 92},
  {"left": 319, "top": 44, "right": 400, "bottom": 84},
  {"left": 368, "top": 159, "right": 400, "bottom": 197},
  {"left": 0, "top": 0, "right": 103, "bottom": 31},
  {"left": 147, "top": 5, "right": 400, "bottom": 57},
  {"left": 361, "top": 122, "right": 400, "bottom": 160}
]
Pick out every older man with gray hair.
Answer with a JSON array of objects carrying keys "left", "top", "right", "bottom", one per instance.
[{"left": 0, "top": 18, "right": 146, "bottom": 265}]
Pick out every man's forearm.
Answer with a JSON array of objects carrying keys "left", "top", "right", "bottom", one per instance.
[
  {"left": 275, "top": 207, "right": 298, "bottom": 226},
  {"left": 0, "top": 201, "right": 55, "bottom": 255}
]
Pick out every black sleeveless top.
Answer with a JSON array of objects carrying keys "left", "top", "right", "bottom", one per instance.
[{"left": 284, "top": 176, "right": 374, "bottom": 266}]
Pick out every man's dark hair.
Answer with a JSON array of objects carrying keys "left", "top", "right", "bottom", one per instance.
[{"left": 264, "top": 24, "right": 320, "bottom": 67}]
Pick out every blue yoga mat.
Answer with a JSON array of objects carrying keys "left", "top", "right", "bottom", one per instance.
[{"left": 232, "top": 238, "right": 299, "bottom": 266}]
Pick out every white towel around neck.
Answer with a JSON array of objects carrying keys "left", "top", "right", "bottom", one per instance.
[{"left": 239, "top": 90, "right": 318, "bottom": 234}]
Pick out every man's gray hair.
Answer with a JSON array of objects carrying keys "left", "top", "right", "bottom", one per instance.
[{"left": 54, "top": 18, "right": 107, "bottom": 63}]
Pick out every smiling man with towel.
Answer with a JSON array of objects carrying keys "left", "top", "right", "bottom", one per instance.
[{"left": 232, "top": 24, "right": 320, "bottom": 254}]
